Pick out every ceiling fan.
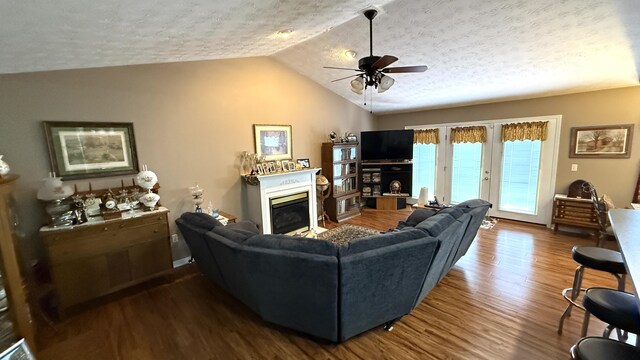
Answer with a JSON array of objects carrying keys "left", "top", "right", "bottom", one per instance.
[{"left": 324, "top": 9, "right": 428, "bottom": 95}]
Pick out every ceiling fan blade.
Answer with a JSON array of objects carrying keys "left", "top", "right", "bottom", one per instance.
[
  {"left": 331, "top": 73, "right": 364, "bottom": 82},
  {"left": 383, "top": 65, "right": 429, "bottom": 73},
  {"left": 372, "top": 55, "right": 398, "bottom": 70},
  {"left": 323, "top": 66, "right": 361, "bottom": 71}
]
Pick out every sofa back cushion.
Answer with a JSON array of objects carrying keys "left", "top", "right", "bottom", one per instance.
[
  {"left": 211, "top": 226, "right": 256, "bottom": 243},
  {"left": 396, "top": 208, "right": 438, "bottom": 229},
  {"left": 414, "top": 206, "right": 462, "bottom": 236},
  {"left": 244, "top": 234, "right": 338, "bottom": 256},
  {"left": 414, "top": 213, "right": 471, "bottom": 307},
  {"left": 339, "top": 235, "right": 439, "bottom": 341},
  {"left": 451, "top": 201, "right": 492, "bottom": 263},
  {"left": 180, "top": 212, "right": 223, "bottom": 230},
  {"left": 205, "top": 231, "right": 340, "bottom": 342},
  {"left": 175, "top": 218, "right": 227, "bottom": 289}
]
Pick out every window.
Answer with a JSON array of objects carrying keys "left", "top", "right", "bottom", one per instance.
[
  {"left": 412, "top": 143, "right": 437, "bottom": 200},
  {"left": 499, "top": 140, "right": 541, "bottom": 214},
  {"left": 450, "top": 142, "right": 482, "bottom": 204}
]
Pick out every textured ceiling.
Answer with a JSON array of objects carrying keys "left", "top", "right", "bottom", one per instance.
[{"left": 1, "top": 0, "right": 640, "bottom": 113}]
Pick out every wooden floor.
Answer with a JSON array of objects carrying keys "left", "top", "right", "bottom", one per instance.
[{"left": 36, "top": 208, "right": 634, "bottom": 359}]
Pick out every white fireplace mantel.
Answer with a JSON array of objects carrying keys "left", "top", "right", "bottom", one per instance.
[{"left": 244, "top": 168, "right": 320, "bottom": 234}]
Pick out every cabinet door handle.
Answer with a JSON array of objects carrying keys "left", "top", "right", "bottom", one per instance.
[
  {"left": 104, "top": 227, "right": 108, "bottom": 231},
  {"left": 120, "top": 224, "right": 125, "bottom": 228},
  {"left": 154, "top": 229, "right": 159, "bottom": 233}
]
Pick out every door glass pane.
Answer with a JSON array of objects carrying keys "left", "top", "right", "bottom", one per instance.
[
  {"left": 412, "top": 143, "right": 437, "bottom": 201},
  {"left": 499, "top": 140, "right": 541, "bottom": 214},
  {"left": 450, "top": 142, "right": 482, "bottom": 204}
]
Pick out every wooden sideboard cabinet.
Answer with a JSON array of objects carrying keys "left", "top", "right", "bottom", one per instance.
[
  {"left": 40, "top": 207, "right": 172, "bottom": 315},
  {"left": 551, "top": 194, "right": 599, "bottom": 232}
]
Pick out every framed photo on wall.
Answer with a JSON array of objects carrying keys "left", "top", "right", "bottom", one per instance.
[
  {"left": 569, "top": 124, "right": 634, "bottom": 158},
  {"left": 43, "top": 121, "right": 140, "bottom": 179},
  {"left": 253, "top": 124, "right": 292, "bottom": 161}
]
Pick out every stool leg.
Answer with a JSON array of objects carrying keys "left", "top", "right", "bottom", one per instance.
[
  {"left": 615, "top": 274, "right": 626, "bottom": 291},
  {"left": 581, "top": 310, "right": 591, "bottom": 337},
  {"left": 558, "top": 265, "right": 585, "bottom": 334},
  {"left": 603, "top": 325, "right": 613, "bottom": 338}
]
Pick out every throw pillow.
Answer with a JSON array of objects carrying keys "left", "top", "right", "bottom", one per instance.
[
  {"left": 396, "top": 208, "right": 438, "bottom": 229},
  {"left": 180, "top": 212, "right": 223, "bottom": 230}
]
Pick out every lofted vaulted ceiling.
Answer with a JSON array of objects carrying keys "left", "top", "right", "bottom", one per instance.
[{"left": 1, "top": 0, "right": 639, "bottom": 114}]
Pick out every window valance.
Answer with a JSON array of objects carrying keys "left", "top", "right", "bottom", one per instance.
[
  {"left": 450, "top": 126, "right": 487, "bottom": 143},
  {"left": 413, "top": 129, "right": 440, "bottom": 144},
  {"left": 501, "top": 121, "right": 548, "bottom": 142}
]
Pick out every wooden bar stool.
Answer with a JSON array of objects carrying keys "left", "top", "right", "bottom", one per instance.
[
  {"left": 570, "top": 337, "right": 640, "bottom": 360},
  {"left": 558, "top": 246, "right": 626, "bottom": 334}
]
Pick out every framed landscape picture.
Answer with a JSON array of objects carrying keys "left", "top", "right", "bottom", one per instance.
[
  {"left": 569, "top": 124, "right": 634, "bottom": 158},
  {"left": 43, "top": 121, "right": 139, "bottom": 179},
  {"left": 253, "top": 124, "right": 292, "bottom": 161}
]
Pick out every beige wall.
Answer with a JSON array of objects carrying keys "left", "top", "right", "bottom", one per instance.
[
  {"left": 0, "top": 57, "right": 374, "bottom": 263},
  {"left": 376, "top": 86, "right": 640, "bottom": 207}
]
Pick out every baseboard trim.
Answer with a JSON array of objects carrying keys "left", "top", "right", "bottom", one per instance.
[{"left": 173, "top": 256, "right": 191, "bottom": 268}]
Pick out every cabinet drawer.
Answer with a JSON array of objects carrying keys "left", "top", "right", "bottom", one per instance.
[{"left": 48, "top": 223, "right": 169, "bottom": 265}]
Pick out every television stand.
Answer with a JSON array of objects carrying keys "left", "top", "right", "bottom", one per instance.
[
  {"left": 361, "top": 161, "right": 413, "bottom": 209},
  {"left": 375, "top": 195, "right": 409, "bottom": 210}
]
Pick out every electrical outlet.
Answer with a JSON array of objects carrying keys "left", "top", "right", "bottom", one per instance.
[
  {"left": 171, "top": 234, "right": 179, "bottom": 243},
  {"left": 571, "top": 164, "right": 578, "bottom": 172}
]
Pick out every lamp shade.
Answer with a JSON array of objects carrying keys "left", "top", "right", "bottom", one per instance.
[
  {"left": 350, "top": 76, "right": 364, "bottom": 95},
  {"left": 37, "top": 174, "right": 73, "bottom": 201},
  {"left": 417, "top": 187, "right": 429, "bottom": 206},
  {"left": 378, "top": 74, "right": 395, "bottom": 93}
]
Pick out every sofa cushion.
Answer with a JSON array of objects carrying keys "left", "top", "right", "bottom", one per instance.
[
  {"left": 226, "top": 220, "right": 260, "bottom": 234},
  {"left": 244, "top": 234, "right": 338, "bottom": 256},
  {"left": 415, "top": 213, "right": 457, "bottom": 237},
  {"left": 436, "top": 206, "right": 464, "bottom": 218},
  {"left": 396, "top": 208, "right": 438, "bottom": 229},
  {"left": 339, "top": 228, "right": 430, "bottom": 256},
  {"left": 180, "top": 212, "right": 223, "bottom": 230},
  {"left": 211, "top": 226, "right": 256, "bottom": 243},
  {"left": 454, "top": 199, "right": 492, "bottom": 210}
]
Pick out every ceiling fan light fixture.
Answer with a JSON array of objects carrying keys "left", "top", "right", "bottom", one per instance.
[
  {"left": 351, "top": 76, "right": 364, "bottom": 94},
  {"left": 275, "top": 29, "right": 294, "bottom": 38},
  {"left": 378, "top": 74, "right": 395, "bottom": 93},
  {"left": 344, "top": 50, "right": 357, "bottom": 59}
]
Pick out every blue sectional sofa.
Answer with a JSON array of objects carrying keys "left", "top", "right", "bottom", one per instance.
[{"left": 175, "top": 199, "right": 491, "bottom": 342}]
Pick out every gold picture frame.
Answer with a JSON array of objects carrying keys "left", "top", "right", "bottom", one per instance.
[{"left": 253, "top": 124, "right": 292, "bottom": 161}]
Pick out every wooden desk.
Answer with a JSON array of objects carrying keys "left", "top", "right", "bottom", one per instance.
[{"left": 608, "top": 209, "right": 640, "bottom": 312}]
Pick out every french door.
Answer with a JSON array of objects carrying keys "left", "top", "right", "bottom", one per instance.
[{"left": 411, "top": 116, "right": 561, "bottom": 225}]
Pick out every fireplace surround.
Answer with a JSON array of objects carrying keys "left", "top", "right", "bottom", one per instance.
[{"left": 244, "top": 168, "right": 320, "bottom": 234}]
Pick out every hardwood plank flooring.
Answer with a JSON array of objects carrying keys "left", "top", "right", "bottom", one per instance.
[{"left": 36, "top": 208, "right": 634, "bottom": 359}]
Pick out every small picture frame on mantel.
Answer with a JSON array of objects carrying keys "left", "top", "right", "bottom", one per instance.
[{"left": 296, "top": 158, "right": 310, "bottom": 168}]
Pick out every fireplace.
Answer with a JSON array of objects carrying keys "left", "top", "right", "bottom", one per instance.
[
  {"left": 243, "top": 168, "right": 320, "bottom": 234},
  {"left": 270, "top": 192, "right": 310, "bottom": 235}
]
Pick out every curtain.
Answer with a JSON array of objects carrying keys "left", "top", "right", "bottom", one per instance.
[
  {"left": 450, "top": 126, "right": 487, "bottom": 143},
  {"left": 413, "top": 129, "right": 440, "bottom": 144},
  {"left": 501, "top": 121, "right": 548, "bottom": 142}
]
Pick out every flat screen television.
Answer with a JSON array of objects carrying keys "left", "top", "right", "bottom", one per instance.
[{"left": 361, "top": 130, "right": 414, "bottom": 161}]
